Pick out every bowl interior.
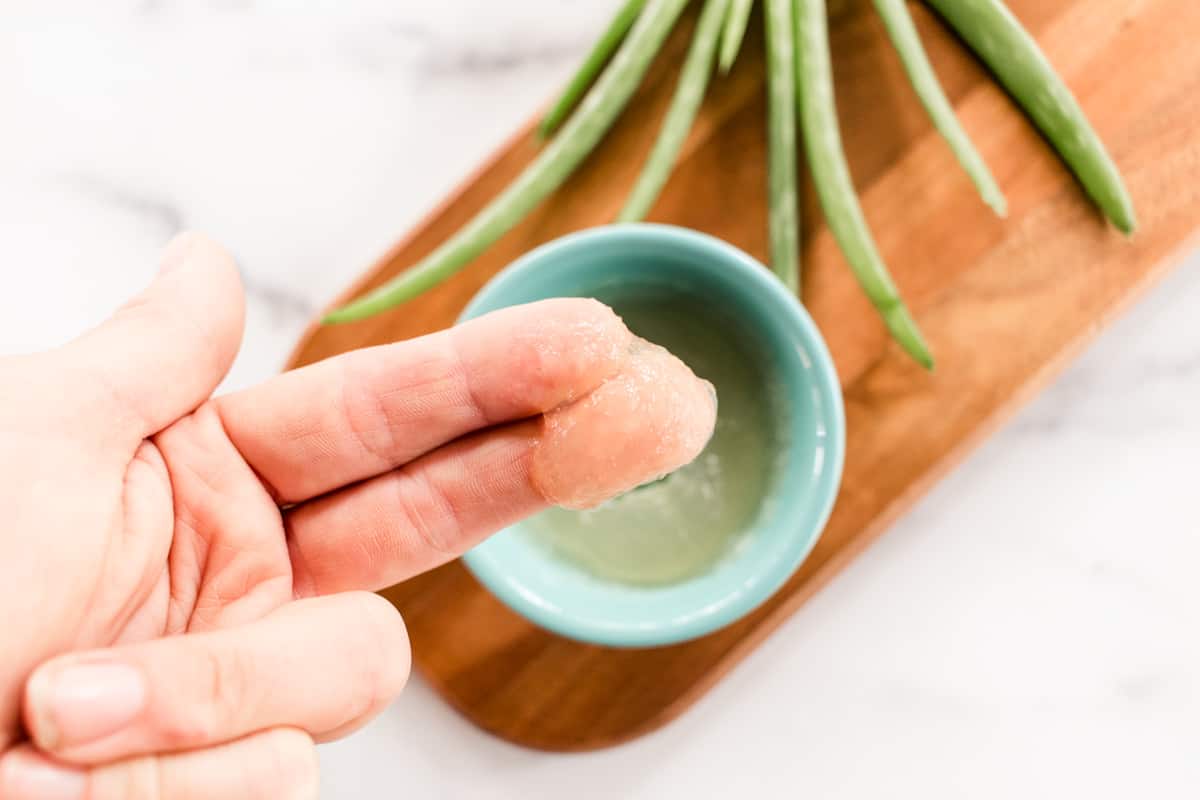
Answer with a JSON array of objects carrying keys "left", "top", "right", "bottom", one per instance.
[{"left": 460, "top": 224, "right": 843, "bottom": 647}]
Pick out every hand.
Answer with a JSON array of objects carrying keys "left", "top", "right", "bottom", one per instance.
[{"left": 0, "top": 233, "right": 714, "bottom": 799}]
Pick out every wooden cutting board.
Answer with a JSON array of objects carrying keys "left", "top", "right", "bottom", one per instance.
[{"left": 287, "top": 0, "right": 1200, "bottom": 751}]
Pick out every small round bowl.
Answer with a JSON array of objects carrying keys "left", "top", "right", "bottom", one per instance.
[{"left": 459, "top": 224, "right": 844, "bottom": 647}]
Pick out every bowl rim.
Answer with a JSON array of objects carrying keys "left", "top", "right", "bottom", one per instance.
[{"left": 459, "top": 223, "right": 845, "bottom": 647}]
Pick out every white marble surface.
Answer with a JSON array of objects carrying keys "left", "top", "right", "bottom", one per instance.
[{"left": 3, "top": 2, "right": 1198, "bottom": 797}]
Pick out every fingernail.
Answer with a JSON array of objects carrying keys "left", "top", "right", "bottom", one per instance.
[
  {"left": 157, "top": 231, "right": 201, "bottom": 275},
  {"left": 0, "top": 751, "right": 85, "bottom": 800},
  {"left": 28, "top": 661, "right": 146, "bottom": 749}
]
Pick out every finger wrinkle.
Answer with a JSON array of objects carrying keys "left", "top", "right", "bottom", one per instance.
[
  {"left": 449, "top": 333, "right": 496, "bottom": 429},
  {"left": 283, "top": 516, "right": 319, "bottom": 600},
  {"left": 391, "top": 466, "right": 463, "bottom": 562},
  {"left": 336, "top": 355, "right": 404, "bottom": 474},
  {"left": 213, "top": 400, "right": 287, "bottom": 505},
  {"left": 257, "top": 728, "right": 319, "bottom": 799},
  {"left": 154, "top": 405, "right": 292, "bottom": 630}
]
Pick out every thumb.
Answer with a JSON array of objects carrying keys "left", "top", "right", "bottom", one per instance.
[
  {"left": 21, "top": 593, "right": 411, "bottom": 766},
  {"left": 63, "top": 231, "right": 245, "bottom": 441}
]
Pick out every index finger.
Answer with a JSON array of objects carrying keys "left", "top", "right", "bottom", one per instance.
[{"left": 217, "top": 298, "right": 631, "bottom": 504}]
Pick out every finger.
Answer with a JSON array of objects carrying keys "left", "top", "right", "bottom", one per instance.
[
  {"left": 286, "top": 420, "right": 545, "bottom": 596},
  {"left": 60, "top": 232, "right": 244, "bottom": 442},
  {"left": 22, "top": 592, "right": 408, "bottom": 765},
  {"left": 532, "top": 339, "right": 718, "bottom": 509},
  {"left": 285, "top": 341, "right": 717, "bottom": 595},
  {"left": 216, "top": 297, "right": 631, "bottom": 503},
  {"left": 0, "top": 728, "right": 317, "bottom": 800}
]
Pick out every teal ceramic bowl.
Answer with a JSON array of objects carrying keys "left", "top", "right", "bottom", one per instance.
[{"left": 459, "top": 224, "right": 844, "bottom": 647}]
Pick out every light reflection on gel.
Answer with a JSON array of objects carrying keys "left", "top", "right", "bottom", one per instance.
[{"left": 530, "top": 334, "right": 718, "bottom": 511}]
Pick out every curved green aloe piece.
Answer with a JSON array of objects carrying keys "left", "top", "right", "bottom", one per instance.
[
  {"left": 873, "top": 0, "right": 1006, "bottom": 216},
  {"left": 719, "top": 0, "right": 755, "bottom": 73},
  {"left": 325, "top": 0, "right": 690, "bottom": 324},
  {"left": 539, "top": 0, "right": 648, "bottom": 139},
  {"left": 925, "top": 0, "right": 1135, "bottom": 233},
  {"left": 619, "top": 0, "right": 732, "bottom": 222},
  {"left": 795, "top": 0, "right": 933, "bottom": 368},
  {"left": 764, "top": 0, "right": 799, "bottom": 292}
]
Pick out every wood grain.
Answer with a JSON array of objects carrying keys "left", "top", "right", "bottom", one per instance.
[{"left": 286, "top": 0, "right": 1200, "bottom": 750}]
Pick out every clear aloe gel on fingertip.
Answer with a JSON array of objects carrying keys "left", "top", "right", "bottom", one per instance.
[
  {"left": 526, "top": 290, "right": 787, "bottom": 586},
  {"left": 530, "top": 334, "right": 717, "bottom": 511}
]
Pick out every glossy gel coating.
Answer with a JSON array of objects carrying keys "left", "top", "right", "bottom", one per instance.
[{"left": 531, "top": 337, "right": 717, "bottom": 510}]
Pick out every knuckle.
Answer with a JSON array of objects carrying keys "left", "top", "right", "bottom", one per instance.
[
  {"left": 207, "top": 646, "right": 251, "bottom": 735},
  {"left": 258, "top": 728, "right": 319, "bottom": 800},
  {"left": 164, "top": 642, "right": 247, "bottom": 746},
  {"left": 156, "top": 708, "right": 214, "bottom": 751},
  {"left": 91, "top": 754, "right": 161, "bottom": 800},
  {"left": 393, "top": 468, "right": 464, "bottom": 558},
  {"left": 449, "top": 335, "right": 493, "bottom": 426},
  {"left": 338, "top": 356, "right": 402, "bottom": 468}
]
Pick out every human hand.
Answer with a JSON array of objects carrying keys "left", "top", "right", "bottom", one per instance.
[{"left": 0, "top": 233, "right": 715, "bottom": 798}]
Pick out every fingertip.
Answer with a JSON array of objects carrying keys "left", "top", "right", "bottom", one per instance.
[
  {"left": 256, "top": 727, "right": 320, "bottom": 799},
  {"left": 158, "top": 232, "right": 242, "bottom": 299},
  {"left": 63, "top": 230, "right": 249, "bottom": 438},
  {"left": 542, "top": 296, "right": 633, "bottom": 390},
  {"left": 536, "top": 297, "right": 631, "bottom": 357},
  {"left": 530, "top": 336, "right": 717, "bottom": 510},
  {"left": 155, "top": 231, "right": 246, "bottom": 372},
  {"left": 157, "top": 231, "right": 204, "bottom": 275},
  {"left": 565, "top": 296, "right": 625, "bottom": 331},
  {"left": 347, "top": 592, "right": 411, "bottom": 703}
]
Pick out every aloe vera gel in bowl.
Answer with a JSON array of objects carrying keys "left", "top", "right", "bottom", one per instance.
[{"left": 460, "top": 224, "right": 844, "bottom": 647}]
